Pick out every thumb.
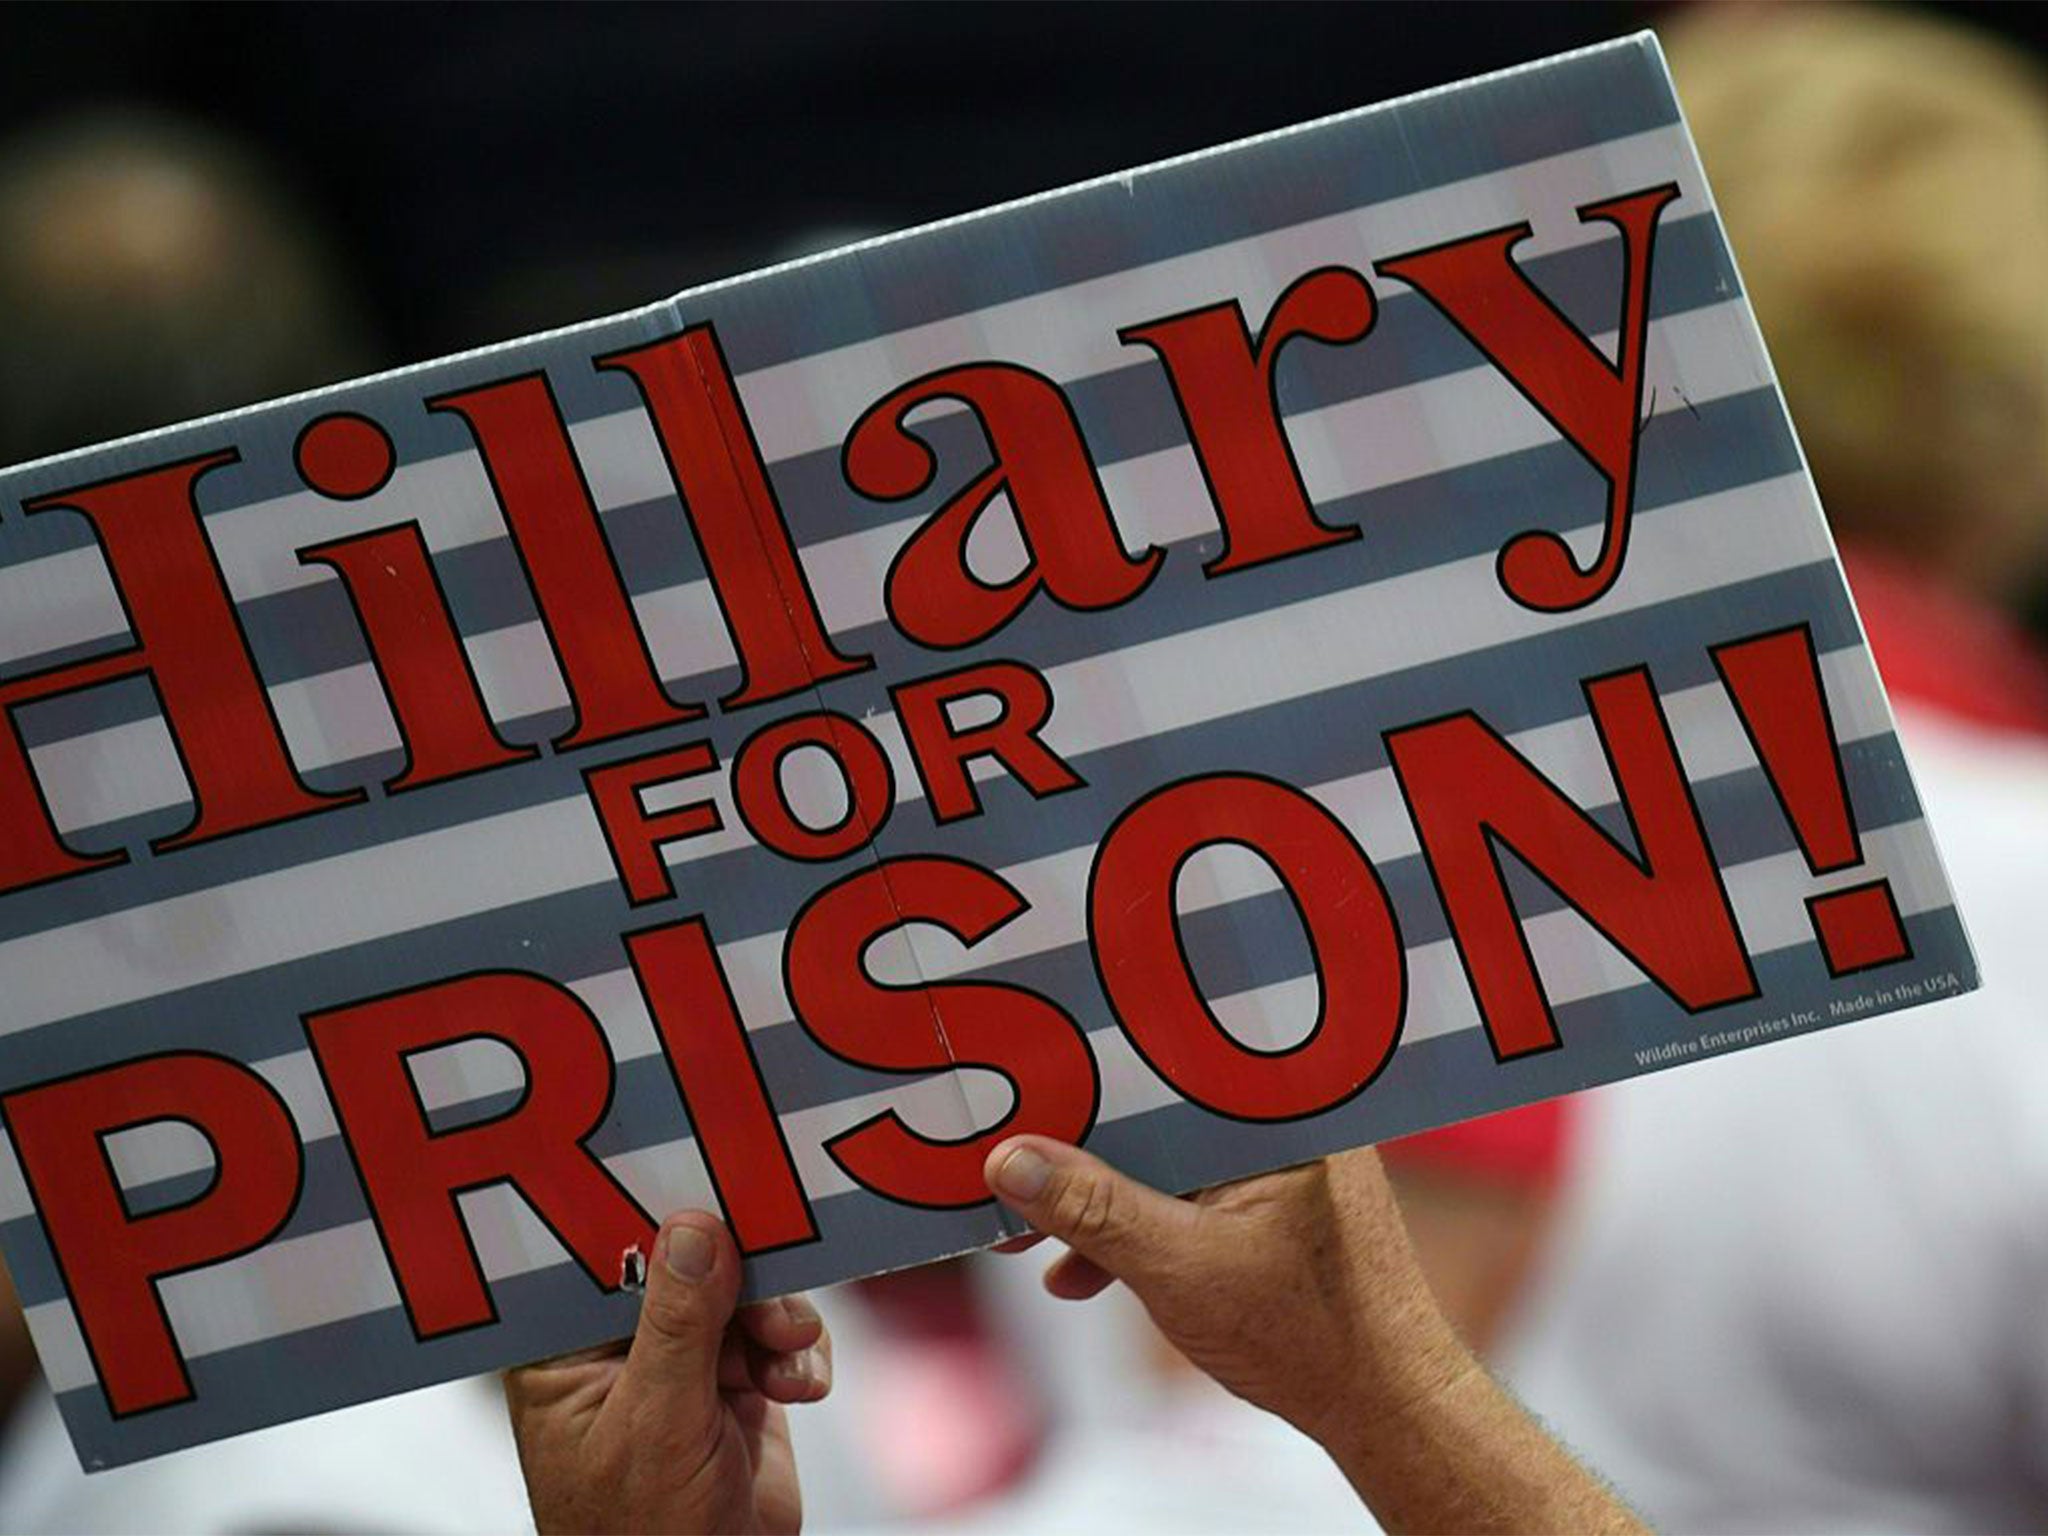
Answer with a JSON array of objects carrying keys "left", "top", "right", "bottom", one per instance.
[
  {"left": 613, "top": 1213, "right": 742, "bottom": 1427},
  {"left": 984, "top": 1136, "right": 1202, "bottom": 1295}
]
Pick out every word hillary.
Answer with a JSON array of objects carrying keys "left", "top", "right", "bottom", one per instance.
[
  {"left": 0, "top": 184, "right": 1680, "bottom": 898},
  {"left": 0, "top": 183, "right": 1903, "bottom": 1421}
]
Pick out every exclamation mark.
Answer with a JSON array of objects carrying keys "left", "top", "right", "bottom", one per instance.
[{"left": 1711, "top": 624, "right": 1911, "bottom": 978}]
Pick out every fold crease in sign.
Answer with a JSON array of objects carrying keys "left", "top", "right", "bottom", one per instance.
[{"left": 0, "top": 31, "right": 1978, "bottom": 1468}]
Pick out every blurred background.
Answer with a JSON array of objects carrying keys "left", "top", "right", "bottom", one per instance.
[{"left": 1, "top": 2, "right": 2045, "bottom": 1532}]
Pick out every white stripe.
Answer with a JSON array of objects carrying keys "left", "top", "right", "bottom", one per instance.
[
  {"left": 0, "top": 468, "right": 1829, "bottom": 1035},
  {"left": 0, "top": 637, "right": 1903, "bottom": 1223},
  {"left": 22, "top": 810, "right": 1951, "bottom": 1395},
  {"left": 29, "top": 296, "right": 1770, "bottom": 839},
  {"left": 0, "top": 124, "right": 1707, "bottom": 667}
]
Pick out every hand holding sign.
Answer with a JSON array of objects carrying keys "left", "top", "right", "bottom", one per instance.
[
  {"left": 503, "top": 1214, "right": 831, "bottom": 1536},
  {"left": 987, "top": 1138, "right": 1460, "bottom": 1436},
  {"left": 499, "top": 1147, "right": 1640, "bottom": 1535},
  {"left": 985, "top": 1139, "right": 1645, "bottom": 1536}
]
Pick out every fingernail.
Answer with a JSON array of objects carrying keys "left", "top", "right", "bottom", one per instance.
[
  {"left": 773, "top": 1346, "right": 829, "bottom": 1393},
  {"left": 993, "top": 1145, "right": 1053, "bottom": 1202},
  {"left": 661, "top": 1224, "right": 715, "bottom": 1281},
  {"left": 781, "top": 1294, "right": 820, "bottom": 1330}
]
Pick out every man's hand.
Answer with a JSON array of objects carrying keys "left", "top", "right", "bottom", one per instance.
[
  {"left": 985, "top": 1137, "right": 1644, "bottom": 1535},
  {"left": 504, "top": 1213, "right": 832, "bottom": 1535},
  {"left": 984, "top": 1137, "right": 1461, "bottom": 1442}
]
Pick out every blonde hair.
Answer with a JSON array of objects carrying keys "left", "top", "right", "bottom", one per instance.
[
  {"left": 1665, "top": 3, "right": 2048, "bottom": 600},
  {"left": 0, "top": 112, "right": 372, "bottom": 462}
]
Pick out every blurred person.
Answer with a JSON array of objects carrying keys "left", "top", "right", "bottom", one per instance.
[
  {"left": 0, "top": 109, "right": 527, "bottom": 1533},
  {"left": 1502, "top": 5, "right": 2048, "bottom": 1531},
  {"left": 1652, "top": 3, "right": 2048, "bottom": 630},
  {"left": 0, "top": 110, "right": 377, "bottom": 463},
  {"left": 506, "top": 1149, "right": 1645, "bottom": 1536}
]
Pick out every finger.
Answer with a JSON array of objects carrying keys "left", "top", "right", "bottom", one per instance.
[
  {"left": 984, "top": 1136, "right": 1202, "bottom": 1296},
  {"left": 717, "top": 1329, "right": 754, "bottom": 1394},
  {"left": 612, "top": 1214, "right": 744, "bottom": 1431},
  {"left": 750, "top": 1316, "right": 833, "bottom": 1403},
  {"left": 1043, "top": 1248, "right": 1117, "bottom": 1301},
  {"left": 738, "top": 1293, "right": 825, "bottom": 1355},
  {"left": 718, "top": 1318, "right": 833, "bottom": 1403},
  {"left": 992, "top": 1232, "right": 1047, "bottom": 1254}
]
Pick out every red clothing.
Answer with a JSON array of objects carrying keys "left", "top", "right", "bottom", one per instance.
[
  {"left": 1382, "top": 1094, "right": 1573, "bottom": 1191},
  {"left": 1839, "top": 547, "right": 2048, "bottom": 736}
]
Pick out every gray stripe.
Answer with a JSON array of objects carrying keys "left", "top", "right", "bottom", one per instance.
[
  {"left": 8, "top": 376, "right": 1800, "bottom": 904},
  {"left": 0, "top": 556, "right": 1864, "bottom": 1051},
  {"left": 0, "top": 724, "right": 1930, "bottom": 1309},
  {"left": 0, "top": 35, "right": 1677, "bottom": 525},
  {"left": 8, "top": 211, "right": 1739, "bottom": 730},
  {"left": 48, "top": 900, "right": 1973, "bottom": 1471}
]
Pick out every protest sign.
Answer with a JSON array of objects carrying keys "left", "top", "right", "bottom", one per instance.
[{"left": 0, "top": 32, "right": 1977, "bottom": 1468}]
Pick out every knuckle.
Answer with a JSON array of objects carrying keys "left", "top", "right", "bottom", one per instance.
[
  {"left": 500, "top": 1368, "right": 541, "bottom": 1422},
  {"left": 1052, "top": 1171, "right": 1122, "bottom": 1248},
  {"left": 639, "top": 1283, "right": 708, "bottom": 1346}
]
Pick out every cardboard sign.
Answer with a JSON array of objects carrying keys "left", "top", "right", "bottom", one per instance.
[{"left": 0, "top": 33, "right": 1976, "bottom": 1468}]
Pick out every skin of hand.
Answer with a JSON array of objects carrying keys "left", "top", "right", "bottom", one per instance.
[
  {"left": 504, "top": 1214, "right": 832, "bottom": 1536},
  {"left": 984, "top": 1137, "right": 1643, "bottom": 1536},
  {"left": 0, "top": 1260, "right": 39, "bottom": 1427}
]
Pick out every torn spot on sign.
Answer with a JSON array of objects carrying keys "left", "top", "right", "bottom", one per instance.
[{"left": 620, "top": 1244, "right": 648, "bottom": 1292}]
